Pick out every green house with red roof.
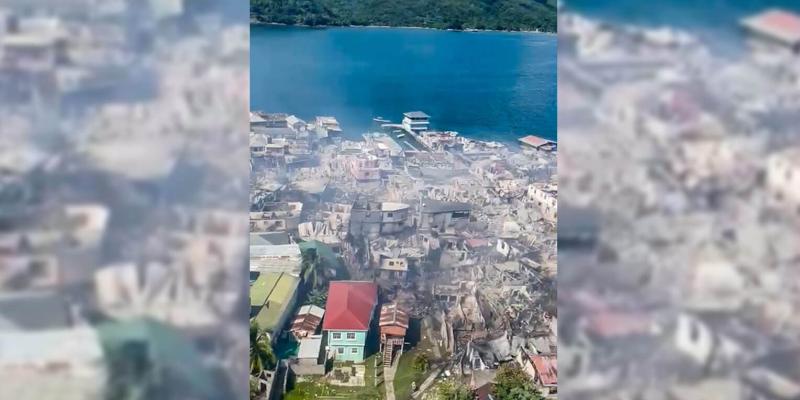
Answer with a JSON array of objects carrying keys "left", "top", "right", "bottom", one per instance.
[{"left": 323, "top": 281, "right": 378, "bottom": 362}]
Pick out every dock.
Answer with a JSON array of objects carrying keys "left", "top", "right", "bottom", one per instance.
[{"left": 377, "top": 123, "right": 426, "bottom": 152}]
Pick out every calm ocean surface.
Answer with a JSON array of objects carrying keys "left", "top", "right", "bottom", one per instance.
[{"left": 251, "top": 25, "right": 556, "bottom": 143}]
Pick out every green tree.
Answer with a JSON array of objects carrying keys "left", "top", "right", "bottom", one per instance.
[
  {"left": 306, "top": 287, "right": 328, "bottom": 308},
  {"left": 493, "top": 364, "right": 544, "bottom": 400},
  {"left": 302, "top": 247, "right": 324, "bottom": 289},
  {"left": 412, "top": 353, "right": 430, "bottom": 372},
  {"left": 105, "top": 342, "right": 163, "bottom": 400},
  {"left": 508, "top": 386, "right": 544, "bottom": 400},
  {"left": 434, "top": 380, "right": 473, "bottom": 400},
  {"left": 250, "top": 0, "right": 557, "bottom": 33},
  {"left": 250, "top": 320, "right": 277, "bottom": 375}
]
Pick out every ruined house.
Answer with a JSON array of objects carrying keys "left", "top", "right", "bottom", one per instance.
[
  {"left": 378, "top": 257, "right": 408, "bottom": 281},
  {"left": 349, "top": 199, "right": 411, "bottom": 239},
  {"left": 418, "top": 199, "right": 471, "bottom": 234},
  {"left": 766, "top": 147, "right": 800, "bottom": 217},
  {"left": 250, "top": 202, "right": 303, "bottom": 232},
  {"left": 523, "top": 352, "right": 558, "bottom": 395},
  {"left": 743, "top": 348, "right": 800, "bottom": 400},
  {"left": 528, "top": 183, "right": 558, "bottom": 223}
]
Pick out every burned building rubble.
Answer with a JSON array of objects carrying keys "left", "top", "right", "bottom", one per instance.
[
  {"left": 250, "top": 109, "right": 557, "bottom": 396},
  {"left": 558, "top": 7, "right": 800, "bottom": 400},
  {"left": 0, "top": 4, "right": 250, "bottom": 398}
]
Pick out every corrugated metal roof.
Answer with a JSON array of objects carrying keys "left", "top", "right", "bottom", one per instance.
[
  {"left": 297, "top": 336, "right": 323, "bottom": 359},
  {"left": 291, "top": 305, "right": 325, "bottom": 335},
  {"left": 251, "top": 272, "right": 300, "bottom": 331},
  {"left": 379, "top": 303, "right": 409, "bottom": 329},
  {"left": 742, "top": 9, "right": 800, "bottom": 45},
  {"left": 519, "top": 135, "right": 555, "bottom": 148},
  {"left": 403, "top": 111, "right": 430, "bottom": 119},
  {"left": 420, "top": 199, "right": 472, "bottom": 214},
  {"left": 530, "top": 354, "right": 557, "bottom": 386},
  {"left": 250, "top": 244, "right": 301, "bottom": 258}
]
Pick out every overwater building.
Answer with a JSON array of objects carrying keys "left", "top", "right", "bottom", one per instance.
[
  {"left": 741, "top": 9, "right": 800, "bottom": 54},
  {"left": 315, "top": 116, "right": 342, "bottom": 139},
  {"left": 252, "top": 112, "right": 290, "bottom": 128},
  {"left": 402, "top": 111, "right": 430, "bottom": 134}
]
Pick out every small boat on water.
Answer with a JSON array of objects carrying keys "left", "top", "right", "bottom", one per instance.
[
  {"left": 373, "top": 116, "right": 391, "bottom": 123},
  {"left": 396, "top": 133, "right": 406, "bottom": 138}
]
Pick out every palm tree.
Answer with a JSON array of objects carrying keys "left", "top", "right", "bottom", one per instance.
[
  {"left": 249, "top": 320, "right": 276, "bottom": 375},
  {"left": 302, "top": 247, "right": 324, "bottom": 289}
]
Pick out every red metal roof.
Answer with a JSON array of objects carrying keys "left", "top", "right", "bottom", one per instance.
[
  {"left": 322, "top": 281, "right": 378, "bottom": 331},
  {"left": 530, "top": 354, "right": 557, "bottom": 387},
  {"left": 762, "top": 10, "right": 800, "bottom": 34},
  {"left": 743, "top": 9, "right": 800, "bottom": 44},
  {"left": 379, "top": 304, "right": 410, "bottom": 328},
  {"left": 473, "top": 382, "right": 494, "bottom": 400},
  {"left": 586, "top": 311, "right": 653, "bottom": 338},
  {"left": 291, "top": 310, "right": 324, "bottom": 337},
  {"left": 519, "top": 135, "right": 555, "bottom": 148},
  {"left": 465, "top": 238, "right": 490, "bottom": 248}
]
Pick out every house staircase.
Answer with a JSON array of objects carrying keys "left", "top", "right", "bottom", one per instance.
[
  {"left": 383, "top": 344, "right": 394, "bottom": 366},
  {"left": 383, "top": 344, "right": 401, "bottom": 400}
]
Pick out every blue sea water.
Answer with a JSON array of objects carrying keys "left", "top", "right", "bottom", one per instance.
[{"left": 251, "top": 25, "right": 557, "bottom": 143}]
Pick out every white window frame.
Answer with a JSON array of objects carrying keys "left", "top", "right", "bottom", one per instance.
[
  {"left": 351, "top": 347, "right": 358, "bottom": 354},
  {"left": 346, "top": 332, "right": 356, "bottom": 340},
  {"left": 337, "top": 347, "right": 344, "bottom": 354},
  {"left": 332, "top": 332, "right": 341, "bottom": 340}
]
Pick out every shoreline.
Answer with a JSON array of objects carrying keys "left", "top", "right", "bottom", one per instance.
[
  {"left": 265, "top": 113, "right": 556, "bottom": 145},
  {"left": 250, "top": 20, "right": 557, "bottom": 35}
]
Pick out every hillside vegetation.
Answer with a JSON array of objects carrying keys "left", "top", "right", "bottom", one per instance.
[{"left": 251, "top": 0, "right": 557, "bottom": 32}]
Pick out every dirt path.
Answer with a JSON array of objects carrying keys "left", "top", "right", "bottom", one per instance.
[{"left": 384, "top": 360, "right": 397, "bottom": 400}]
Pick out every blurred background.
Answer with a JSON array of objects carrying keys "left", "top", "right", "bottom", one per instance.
[
  {"left": 559, "top": 1, "right": 800, "bottom": 400},
  {"left": 0, "top": 0, "right": 249, "bottom": 399},
  {"left": 5, "top": 0, "right": 800, "bottom": 398}
]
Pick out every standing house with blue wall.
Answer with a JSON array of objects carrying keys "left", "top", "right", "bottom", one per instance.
[{"left": 322, "top": 281, "right": 378, "bottom": 363}]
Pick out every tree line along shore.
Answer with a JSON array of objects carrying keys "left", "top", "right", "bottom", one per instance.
[{"left": 251, "top": 0, "right": 557, "bottom": 33}]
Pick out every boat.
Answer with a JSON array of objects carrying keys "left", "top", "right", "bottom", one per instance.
[
  {"left": 396, "top": 133, "right": 406, "bottom": 138},
  {"left": 373, "top": 116, "right": 391, "bottom": 123}
]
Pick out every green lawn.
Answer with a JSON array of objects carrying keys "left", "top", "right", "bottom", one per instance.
[
  {"left": 285, "top": 379, "right": 384, "bottom": 400},
  {"left": 362, "top": 353, "right": 379, "bottom": 388},
  {"left": 393, "top": 337, "right": 439, "bottom": 400}
]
